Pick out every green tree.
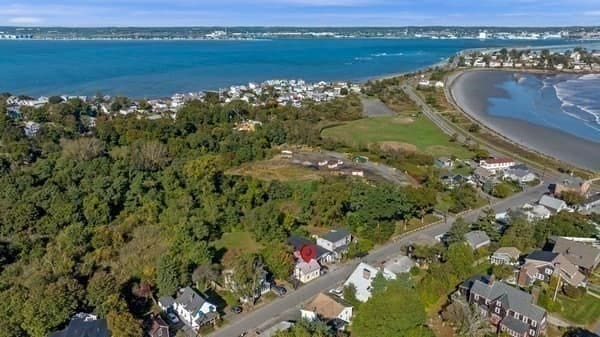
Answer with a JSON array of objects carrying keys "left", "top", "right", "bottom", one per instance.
[
  {"left": 352, "top": 279, "right": 432, "bottom": 337},
  {"left": 156, "top": 255, "right": 180, "bottom": 296},
  {"left": 447, "top": 243, "right": 474, "bottom": 279},
  {"left": 343, "top": 283, "right": 360, "bottom": 307},
  {"left": 106, "top": 311, "right": 142, "bottom": 337},
  {"left": 446, "top": 217, "right": 469, "bottom": 245},
  {"left": 261, "top": 242, "right": 294, "bottom": 280}
]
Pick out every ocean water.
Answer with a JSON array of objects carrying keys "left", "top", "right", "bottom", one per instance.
[
  {"left": 488, "top": 72, "right": 600, "bottom": 143},
  {"left": 0, "top": 38, "right": 575, "bottom": 97}
]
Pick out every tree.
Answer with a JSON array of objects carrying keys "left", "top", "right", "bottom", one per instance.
[
  {"left": 449, "top": 185, "right": 478, "bottom": 213},
  {"left": 491, "top": 264, "right": 515, "bottom": 281},
  {"left": 21, "top": 279, "right": 82, "bottom": 337},
  {"left": 492, "top": 183, "right": 512, "bottom": 198},
  {"left": 261, "top": 242, "right": 294, "bottom": 280},
  {"left": 446, "top": 243, "right": 474, "bottom": 279},
  {"left": 60, "top": 137, "right": 105, "bottom": 161},
  {"left": 87, "top": 270, "right": 119, "bottom": 309},
  {"left": 106, "top": 311, "right": 142, "bottom": 337},
  {"left": 559, "top": 191, "right": 585, "bottom": 206},
  {"left": 352, "top": 279, "right": 432, "bottom": 337},
  {"left": 230, "top": 253, "right": 265, "bottom": 307},
  {"left": 156, "top": 255, "right": 180, "bottom": 296},
  {"left": 446, "top": 217, "right": 469, "bottom": 245},
  {"left": 473, "top": 208, "right": 500, "bottom": 242},
  {"left": 343, "top": 283, "right": 360, "bottom": 307}
]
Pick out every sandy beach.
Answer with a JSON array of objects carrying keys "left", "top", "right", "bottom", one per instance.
[{"left": 449, "top": 69, "right": 600, "bottom": 171}]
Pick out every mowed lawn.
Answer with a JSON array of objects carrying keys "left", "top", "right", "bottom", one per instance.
[
  {"left": 321, "top": 116, "right": 473, "bottom": 159},
  {"left": 557, "top": 293, "right": 600, "bottom": 325}
]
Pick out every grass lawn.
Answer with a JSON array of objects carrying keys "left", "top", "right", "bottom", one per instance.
[
  {"left": 556, "top": 293, "right": 600, "bottom": 325},
  {"left": 226, "top": 159, "right": 323, "bottom": 182},
  {"left": 213, "top": 231, "right": 263, "bottom": 266},
  {"left": 321, "top": 116, "right": 473, "bottom": 159}
]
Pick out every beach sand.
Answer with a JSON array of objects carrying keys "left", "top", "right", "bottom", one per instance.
[{"left": 449, "top": 69, "right": 600, "bottom": 171}]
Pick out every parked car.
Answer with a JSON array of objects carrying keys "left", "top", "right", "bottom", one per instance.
[
  {"left": 273, "top": 285, "right": 287, "bottom": 296},
  {"left": 329, "top": 287, "right": 343, "bottom": 296},
  {"left": 231, "top": 306, "right": 243, "bottom": 314},
  {"left": 167, "top": 312, "right": 179, "bottom": 324}
]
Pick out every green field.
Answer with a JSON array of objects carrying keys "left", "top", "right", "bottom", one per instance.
[
  {"left": 556, "top": 293, "right": 600, "bottom": 325},
  {"left": 321, "top": 116, "right": 473, "bottom": 159},
  {"left": 213, "top": 231, "right": 263, "bottom": 266}
]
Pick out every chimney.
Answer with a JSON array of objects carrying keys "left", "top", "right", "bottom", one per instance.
[{"left": 363, "top": 268, "right": 371, "bottom": 280}]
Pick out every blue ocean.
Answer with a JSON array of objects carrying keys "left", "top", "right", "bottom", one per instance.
[
  {"left": 489, "top": 72, "right": 600, "bottom": 143},
  {"left": 0, "top": 38, "right": 576, "bottom": 97}
]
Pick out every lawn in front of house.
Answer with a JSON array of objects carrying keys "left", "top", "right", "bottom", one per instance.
[
  {"left": 321, "top": 116, "right": 473, "bottom": 159},
  {"left": 556, "top": 293, "right": 600, "bottom": 326},
  {"left": 213, "top": 231, "right": 263, "bottom": 266}
]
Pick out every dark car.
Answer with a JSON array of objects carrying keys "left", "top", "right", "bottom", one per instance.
[
  {"left": 231, "top": 306, "right": 243, "bottom": 314},
  {"left": 273, "top": 285, "right": 287, "bottom": 296}
]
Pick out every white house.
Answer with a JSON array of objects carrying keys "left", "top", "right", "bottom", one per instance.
[
  {"left": 491, "top": 247, "right": 521, "bottom": 265},
  {"left": 343, "top": 262, "right": 396, "bottom": 302},
  {"left": 539, "top": 195, "right": 569, "bottom": 213},
  {"left": 294, "top": 259, "right": 321, "bottom": 284},
  {"left": 519, "top": 203, "right": 552, "bottom": 221},
  {"left": 316, "top": 228, "right": 352, "bottom": 261},
  {"left": 173, "top": 287, "right": 218, "bottom": 329},
  {"left": 503, "top": 168, "right": 537, "bottom": 184},
  {"left": 479, "top": 158, "right": 516, "bottom": 173},
  {"left": 301, "top": 293, "right": 353, "bottom": 325}
]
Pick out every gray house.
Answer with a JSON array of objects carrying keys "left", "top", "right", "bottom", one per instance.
[{"left": 465, "top": 231, "right": 491, "bottom": 250}]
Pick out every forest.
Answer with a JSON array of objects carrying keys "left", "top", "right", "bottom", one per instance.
[{"left": 0, "top": 94, "right": 444, "bottom": 337}]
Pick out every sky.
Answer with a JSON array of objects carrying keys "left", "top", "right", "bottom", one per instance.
[{"left": 1, "top": 0, "right": 600, "bottom": 27}]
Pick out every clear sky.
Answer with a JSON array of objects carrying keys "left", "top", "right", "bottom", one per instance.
[{"left": 0, "top": 0, "right": 599, "bottom": 27}]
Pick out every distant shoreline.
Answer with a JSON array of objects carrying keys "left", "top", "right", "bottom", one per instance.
[{"left": 447, "top": 68, "right": 600, "bottom": 171}]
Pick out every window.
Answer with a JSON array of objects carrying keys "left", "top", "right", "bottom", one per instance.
[
  {"left": 474, "top": 294, "right": 479, "bottom": 301},
  {"left": 530, "top": 329, "right": 536, "bottom": 336},
  {"left": 485, "top": 299, "right": 490, "bottom": 305},
  {"left": 522, "top": 316, "right": 527, "bottom": 323},
  {"left": 496, "top": 301, "right": 501, "bottom": 307},
  {"left": 532, "top": 321, "right": 537, "bottom": 327},
  {"left": 495, "top": 307, "right": 501, "bottom": 314},
  {"left": 545, "top": 268, "right": 553, "bottom": 275},
  {"left": 514, "top": 312, "right": 520, "bottom": 319}
]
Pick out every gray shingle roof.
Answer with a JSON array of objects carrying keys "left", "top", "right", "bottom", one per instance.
[
  {"left": 500, "top": 316, "right": 529, "bottom": 334},
  {"left": 465, "top": 231, "right": 491, "bottom": 249},
  {"left": 48, "top": 314, "right": 110, "bottom": 337},
  {"left": 552, "top": 237, "right": 600, "bottom": 270},
  {"left": 539, "top": 195, "right": 566, "bottom": 211},
  {"left": 176, "top": 287, "right": 207, "bottom": 313},
  {"left": 470, "top": 280, "right": 546, "bottom": 322},
  {"left": 320, "top": 228, "right": 351, "bottom": 243},
  {"left": 158, "top": 295, "right": 175, "bottom": 309},
  {"left": 526, "top": 250, "right": 559, "bottom": 263},
  {"left": 287, "top": 236, "right": 331, "bottom": 258}
]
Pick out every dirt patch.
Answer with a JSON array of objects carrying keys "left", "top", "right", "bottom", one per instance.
[
  {"left": 226, "top": 159, "right": 323, "bottom": 181},
  {"left": 377, "top": 141, "right": 418, "bottom": 153},
  {"left": 390, "top": 117, "right": 415, "bottom": 124}
]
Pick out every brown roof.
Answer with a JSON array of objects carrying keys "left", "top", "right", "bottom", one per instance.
[
  {"left": 482, "top": 158, "right": 514, "bottom": 165},
  {"left": 148, "top": 316, "right": 169, "bottom": 337},
  {"left": 494, "top": 247, "right": 521, "bottom": 260},
  {"left": 303, "top": 293, "right": 352, "bottom": 319},
  {"left": 552, "top": 238, "right": 600, "bottom": 270}
]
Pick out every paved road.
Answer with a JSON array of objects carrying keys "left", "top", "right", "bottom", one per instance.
[{"left": 208, "top": 181, "right": 548, "bottom": 337}]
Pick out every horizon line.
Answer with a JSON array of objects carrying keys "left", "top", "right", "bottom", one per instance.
[{"left": 2, "top": 25, "right": 600, "bottom": 29}]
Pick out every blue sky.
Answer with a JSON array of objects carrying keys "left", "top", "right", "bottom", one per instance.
[{"left": 1, "top": 0, "right": 599, "bottom": 27}]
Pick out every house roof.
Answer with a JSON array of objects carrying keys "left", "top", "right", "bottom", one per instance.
[
  {"left": 583, "top": 193, "right": 600, "bottom": 205},
  {"left": 481, "top": 158, "right": 514, "bottom": 165},
  {"left": 505, "top": 168, "right": 534, "bottom": 179},
  {"left": 296, "top": 259, "right": 320, "bottom": 274},
  {"left": 343, "top": 262, "right": 396, "bottom": 302},
  {"left": 526, "top": 251, "right": 559, "bottom": 263},
  {"left": 500, "top": 316, "right": 529, "bottom": 334},
  {"left": 158, "top": 296, "right": 175, "bottom": 308},
  {"left": 175, "top": 287, "right": 207, "bottom": 313},
  {"left": 48, "top": 313, "right": 110, "bottom": 337},
  {"left": 303, "top": 293, "right": 352, "bottom": 321},
  {"left": 552, "top": 237, "right": 600, "bottom": 270},
  {"left": 465, "top": 231, "right": 491, "bottom": 249},
  {"left": 383, "top": 255, "right": 415, "bottom": 275},
  {"left": 539, "top": 195, "right": 566, "bottom": 211},
  {"left": 470, "top": 280, "right": 546, "bottom": 322},
  {"left": 493, "top": 247, "right": 521, "bottom": 260},
  {"left": 148, "top": 316, "right": 169, "bottom": 337},
  {"left": 287, "top": 236, "right": 331, "bottom": 259},
  {"left": 459, "top": 274, "right": 489, "bottom": 291},
  {"left": 474, "top": 167, "right": 494, "bottom": 178},
  {"left": 320, "top": 228, "right": 351, "bottom": 243}
]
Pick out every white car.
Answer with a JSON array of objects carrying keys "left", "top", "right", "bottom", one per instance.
[{"left": 167, "top": 313, "right": 179, "bottom": 324}]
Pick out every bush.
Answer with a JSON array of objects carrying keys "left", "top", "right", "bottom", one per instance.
[{"left": 562, "top": 284, "right": 585, "bottom": 299}]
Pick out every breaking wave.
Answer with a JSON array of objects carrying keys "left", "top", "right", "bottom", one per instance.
[{"left": 554, "top": 74, "right": 600, "bottom": 132}]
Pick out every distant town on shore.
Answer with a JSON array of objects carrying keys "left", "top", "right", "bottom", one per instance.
[{"left": 1, "top": 26, "right": 600, "bottom": 40}]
